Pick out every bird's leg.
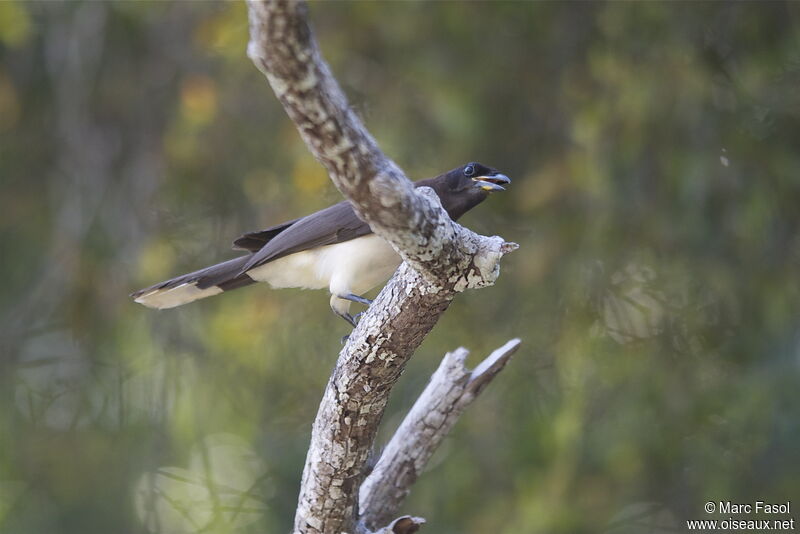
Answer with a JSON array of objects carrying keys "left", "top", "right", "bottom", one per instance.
[
  {"left": 332, "top": 309, "right": 358, "bottom": 328},
  {"left": 339, "top": 312, "right": 371, "bottom": 345},
  {"left": 331, "top": 294, "right": 371, "bottom": 344},
  {"left": 339, "top": 293, "right": 373, "bottom": 306}
]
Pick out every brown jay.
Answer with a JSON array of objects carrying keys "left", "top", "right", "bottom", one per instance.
[{"left": 132, "top": 162, "right": 510, "bottom": 326}]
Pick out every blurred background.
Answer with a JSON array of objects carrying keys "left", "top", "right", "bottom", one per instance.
[{"left": 1, "top": 2, "right": 799, "bottom": 533}]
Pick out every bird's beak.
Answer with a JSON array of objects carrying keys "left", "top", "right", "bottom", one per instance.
[{"left": 472, "top": 173, "right": 511, "bottom": 192}]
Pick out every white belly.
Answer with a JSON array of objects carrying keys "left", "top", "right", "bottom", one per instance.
[{"left": 246, "top": 234, "right": 402, "bottom": 297}]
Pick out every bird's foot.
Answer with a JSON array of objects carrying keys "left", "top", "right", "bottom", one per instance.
[
  {"left": 333, "top": 295, "right": 372, "bottom": 343},
  {"left": 339, "top": 312, "right": 370, "bottom": 345}
]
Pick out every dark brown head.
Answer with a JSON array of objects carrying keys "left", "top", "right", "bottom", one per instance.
[{"left": 416, "top": 162, "right": 511, "bottom": 220}]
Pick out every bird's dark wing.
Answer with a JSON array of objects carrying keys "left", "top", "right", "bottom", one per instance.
[
  {"left": 241, "top": 200, "right": 372, "bottom": 273},
  {"left": 232, "top": 218, "right": 301, "bottom": 252},
  {"left": 136, "top": 255, "right": 254, "bottom": 294}
]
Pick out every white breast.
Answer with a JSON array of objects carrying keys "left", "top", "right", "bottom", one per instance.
[{"left": 246, "top": 234, "right": 402, "bottom": 297}]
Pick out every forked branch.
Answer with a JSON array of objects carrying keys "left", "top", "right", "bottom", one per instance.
[
  {"left": 245, "top": 1, "right": 518, "bottom": 532},
  {"left": 359, "top": 339, "right": 522, "bottom": 530}
]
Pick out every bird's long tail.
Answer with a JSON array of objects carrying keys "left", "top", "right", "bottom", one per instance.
[{"left": 131, "top": 255, "right": 255, "bottom": 309}]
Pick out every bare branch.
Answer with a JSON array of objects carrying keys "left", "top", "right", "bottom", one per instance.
[
  {"left": 359, "top": 339, "right": 522, "bottom": 529},
  {"left": 245, "top": 2, "right": 518, "bottom": 532}
]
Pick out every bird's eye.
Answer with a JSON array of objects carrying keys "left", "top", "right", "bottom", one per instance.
[{"left": 464, "top": 165, "right": 475, "bottom": 177}]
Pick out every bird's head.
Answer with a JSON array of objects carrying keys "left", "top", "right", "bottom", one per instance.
[{"left": 420, "top": 162, "right": 511, "bottom": 220}]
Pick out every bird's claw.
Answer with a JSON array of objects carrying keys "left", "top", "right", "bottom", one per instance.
[
  {"left": 335, "top": 295, "right": 372, "bottom": 343},
  {"left": 340, "top": 312, "right": 369, "bottom": 344}
]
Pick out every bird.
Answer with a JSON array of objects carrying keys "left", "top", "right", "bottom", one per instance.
[{"left": 131, "top": 162, "right": 510, "bottom": 326}]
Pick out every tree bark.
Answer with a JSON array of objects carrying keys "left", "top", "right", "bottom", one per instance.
[
  {"left": 246, "top": 2, "right": 518, "bottom": 532},
  {"left": 359, "top": 339, "right": 522, "bottom": 530}
]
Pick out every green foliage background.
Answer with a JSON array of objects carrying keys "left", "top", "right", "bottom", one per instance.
[{"left": 1, "top": 2, "right": 799, "bottom": 533}]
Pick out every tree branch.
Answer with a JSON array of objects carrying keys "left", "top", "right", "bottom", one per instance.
[
  {"left": 245, "top": 2, "right": 518, "bottom": 532},
  {"left": 359, "top": 339, "right": 522, "bottom": 529},
  {"left": 246, "top": 0, "right": 514, "bottom": 284}
]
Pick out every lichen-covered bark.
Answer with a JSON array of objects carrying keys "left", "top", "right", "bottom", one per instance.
[
  {"left": 294, "top": 265, "right": 453, "bottom": 533},
  {"left": 245, "top": 2, "right": 517, "bottom": 532},
  {"left": 358, "top": 340, "right": 521, "bottom": 530}
]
